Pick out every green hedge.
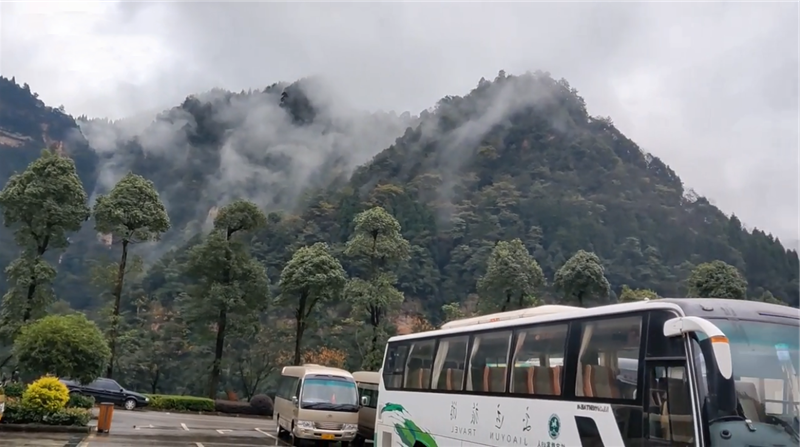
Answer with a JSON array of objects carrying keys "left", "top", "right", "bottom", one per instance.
[
  {"left": 1, "top": 400, "right": 90, "bottom": 426},
  {"left": 3, "top": 382, "right": 24, "bottom": 398},
  {"left": 144, "top": 394, "right": 215, "bottom": 412},
  {"left": 67, "top": 393, "right": 95, "bottom": 409}
]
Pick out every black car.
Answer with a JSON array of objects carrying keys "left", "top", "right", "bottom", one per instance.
[{"left": 60, "top": 377, "right": 149, "bottom": 410}]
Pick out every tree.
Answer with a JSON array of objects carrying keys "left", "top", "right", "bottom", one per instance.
[
  {"left": 553, "top": 250, "right": 611, "bottom": 307},
  {"left": 0, "top": 149, "right": 89, "bottom": 329},
  {"left": 755, "top": 290, "right": 788, "bottom": 306},
  {"left": 278, "top": 242, "right": 346, "bottom": 365},
  {"left": 93, "top": 173, "right": 170, "bottom": 378},
  {"left": 183, "top": 199, "right": 269, "bottom": 399},
  {"left": 476, "top": 239, "right": 545, "bottom": 313},
  {"left": 302, "top": 347, "right": 348, "bottom": 369},
  {"left": 687, "top": 260, "right": 747, "bottom": 299},
  {"left": 344, "top": 207, "right": 410, "bottom": 370},
  {"left": 13, "top": 313, "right": 110, "bottom": 384},
  {"left": 618, "top": 285, "right": 659, "bottom": 303}
]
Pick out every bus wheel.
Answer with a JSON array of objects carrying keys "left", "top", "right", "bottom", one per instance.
[{"left": 290, "top": 423, "right": 302, "bottom": 446}]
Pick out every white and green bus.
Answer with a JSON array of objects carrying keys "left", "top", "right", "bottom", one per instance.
[{"left": 374, "top": 299, "right": 799, "bottom": 447}]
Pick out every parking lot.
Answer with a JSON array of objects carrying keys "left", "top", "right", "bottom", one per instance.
[{"left": 0, "top": 410, "right": 291, "bottom": 447}]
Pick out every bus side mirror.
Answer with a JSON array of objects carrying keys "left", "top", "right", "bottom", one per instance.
[
  {"left": 361, "top": 396, "right": 369, "bottom": 407},
  {"left": 291, "top": 396, "right": 298, "bottom": 407},
  {"left": 663, "top": 316, "right": 732, "bottom": 379}
]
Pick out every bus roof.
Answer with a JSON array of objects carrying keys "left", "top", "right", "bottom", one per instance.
[
  {"left": 659, "top": 298, "right": 800, "bottom": 324},
  {"left": 390, "top": 300, "right": 681, "bottom": 343},
  {"left": 389, "top": 298, "right": 798, "bottom": 344},
  {"left": 440, "top": 305, "right": 582, "bottom": 329},
  {"left": 281, "top": 364, "right": 353, "bottom": 378},
  {"left": 352, "top": 371, "right": 380, "bottom": 383}
]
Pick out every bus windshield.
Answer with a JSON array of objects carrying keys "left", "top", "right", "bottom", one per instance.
[
  {"left": 301, "top": 376, "right": 359, "bottom": 411},
  {"left": 711, "top": 319, "right": 799, "bottom": 423}
]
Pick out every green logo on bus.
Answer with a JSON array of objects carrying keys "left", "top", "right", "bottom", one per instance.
[{"left": 548, "top": 414, "right": 560, "bottom": 440}]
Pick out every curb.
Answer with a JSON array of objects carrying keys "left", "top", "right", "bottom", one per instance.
[
  {"left": 142, "top": 410, "right": 273, "bottom": 420},
  {"left": 0, "top": 423, "right": 92, "bottom": 433}
]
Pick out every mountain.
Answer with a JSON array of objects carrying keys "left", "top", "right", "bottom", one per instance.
[
  {"left": 0, "top": 75, "right": 417, "bottom": 306},
  {"left": 0, "top": 71, "right": 797, "bottom": 315}
]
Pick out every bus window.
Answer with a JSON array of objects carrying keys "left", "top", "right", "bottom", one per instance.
[
  {"left": 575, "top": 315, "right": 642, "bottom": 400},
  {"left": 510, "top": 324, "right": 568, "bottom": 396},
  {"left": 404, "top": 339, "right": 436, "bottom": 390},
  {"left": 467, "top": 330, "right": 512, "bottom": 393},
  {"left": 431, "top": 335, "right": 469, "bottom": 391},
  {"left": 382, "top": 344, "right": 409, "bottom": 390},
  {"left": 647, "top": 311, "right": 685, "bottom": 359}
]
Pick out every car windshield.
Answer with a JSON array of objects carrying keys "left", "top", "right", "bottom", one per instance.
[
  {"left": 711, "top": 319, "right": 800, "bottom": 423},
  {"left": 300, "top": 376, "right": 358, "bottom": 408}
]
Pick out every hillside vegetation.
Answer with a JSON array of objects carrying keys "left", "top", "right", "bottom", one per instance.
[{"left": 0, "top": 71, "right": 796, "bottom": 398}]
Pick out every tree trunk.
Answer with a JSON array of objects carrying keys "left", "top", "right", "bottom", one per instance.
[
  {"left": 208, "top": 307, "right": 227, "bottom": 399},
  {"left": 106, "top": 239, "right": 129, "bottom": 379},
  {"left": 22, "top": 236, "right": 50, "bottom": 322},
  {"left": 293, "top": 292, "right": 310, "bottom": 366}
]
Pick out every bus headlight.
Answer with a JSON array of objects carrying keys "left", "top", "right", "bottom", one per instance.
[
  {"left": 296, "top": 421, "right": 314, "bottom": 429},
  {"left": 343, "top": 424, "right": 357, "bottom": 431}
]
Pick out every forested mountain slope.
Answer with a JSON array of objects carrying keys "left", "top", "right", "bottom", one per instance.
[
  {"left": 0, "top": 76, "right": 417, "bottom": 307},
  {"left": 1, "top": 70, "right": 797, "bottom": 396},
  {"left": 291, "top": 70, "right": 799, "bottom": 311}
]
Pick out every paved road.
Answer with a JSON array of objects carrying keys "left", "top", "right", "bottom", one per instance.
[{"left": 0, "top": 410, "right": 291, "bottom": 447}]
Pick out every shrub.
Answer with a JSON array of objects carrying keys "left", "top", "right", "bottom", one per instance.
[
  {"left": 22, "top": 376, "right": 69, "bottom": 414},
  {"left": 0, "top": 400, "right": 89, "bottom": 426},
  {"left": 145, "top": 394, "right": 214, "bottom": 412},
  {"left": 1, "top": 400, "right": 38, "bottom": 424},
  {"left": 249, "top": 394, "right": 273, "bottom": 416},
  {"left": 67, "top": 393, "right": 95, "bottom": 409},
  {"left": 43, "top": 408, "right": 91, "bottom": 426},
  {"left": 214, "top": 399, "right": 261, "bottom": 415},
  {"left": 4, "top": 382, "right": 24, "bottom": 398}
]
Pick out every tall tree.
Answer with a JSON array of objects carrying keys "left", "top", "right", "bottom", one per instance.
[
  {"left": 93, "top": 172, "right": 170, "bottom": 378},
  {"left": 618, "top": 285, "right": 659, "bottom": 303},
  {"left": 553, "top": 250, "right": 611, "bottom": 307},
  {"left": 278, "top": 242, "right": 346, "bottom": 365},
  {"left": 687, "top": 260, "right": 747, "bottom": 299},
  {"left": 344, "top": 207, "right": 410, "bottom": 370},
  {"left": 13, "top": 313, "right": 110, "bottom": 384},
  {"left": 476, "top": 238, "right": 545, "bottom": 313},
  {"left": 183, "top": 199, "right": 269, "bottom": 399},
  {"left": 0, "top": 149, "right": 89, "bottom": 332}
]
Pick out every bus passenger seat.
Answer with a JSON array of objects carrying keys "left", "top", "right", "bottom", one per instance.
[
  {"left": 406, "top": 358, "right": 423, "bottom": 388},
  {"left": 438, "top": 361, "right": 455, "bottom": 389},
  {"left": 512, "top": 366, "right": 531, "bottom": 393},
  {"left": 661, "top": 378, "right": 694, "bottom": 443},
  {"left": 550, "top": 365, "right": 562, "bottom": 396},
  {"left": 483, "top": 365, "right": 507, "bottom": 392},
  {"left": 735, "top": 381, "right": 766, "bottom": 423},
  {"left": 583, "top": 364, "right": 621, "bottom": 399},
  {"left": 447, "top": 366, "right": 464, "bottom": 390},
  {"left": 420, "top": 364, "right": 432, "bottom": 389}
]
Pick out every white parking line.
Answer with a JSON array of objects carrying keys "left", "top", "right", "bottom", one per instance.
[
  {"left": 216, "top": 429, "right": 232, "bottom": 434},
  {"left": 255, "top": 427, "right": 278, "bottom": 440},
  {"left": 181, "top": 422, "right": 190, "bottom": 431},
  {"left": 195, "top": 443, "right": 205, "bottom": 447}
]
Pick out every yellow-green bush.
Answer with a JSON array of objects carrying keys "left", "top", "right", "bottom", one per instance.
[{"left": 22, "top": 376, "right": 69, "bottom": 413}]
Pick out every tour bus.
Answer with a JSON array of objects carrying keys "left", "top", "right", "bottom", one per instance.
[
  {"left": 274, "top": 364, "right": 360, "bottom": 446},
  {"left": 374, "top": 299, "right": 800, "bottom": 447},
  {"left": 353, "top": 371, "right": 381, "bottom": 445}
]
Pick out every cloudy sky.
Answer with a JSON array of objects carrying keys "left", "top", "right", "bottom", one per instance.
[{"left": 1, "top": 1, "right": 798, "bottom": 245}]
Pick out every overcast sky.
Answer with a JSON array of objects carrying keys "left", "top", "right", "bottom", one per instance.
[{"left": 1, "top": 1, "right": 798, "bottom": 246}]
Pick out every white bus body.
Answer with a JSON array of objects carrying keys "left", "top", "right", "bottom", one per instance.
[{"left": 374, "top": 298, "right": 800, "bottom": 447}]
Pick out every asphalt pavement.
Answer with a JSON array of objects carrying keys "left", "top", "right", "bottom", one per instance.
[{"left": 0, "top": 410, "right": 291, "bottom": 447}]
